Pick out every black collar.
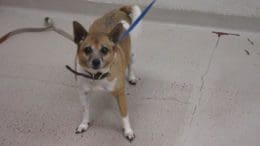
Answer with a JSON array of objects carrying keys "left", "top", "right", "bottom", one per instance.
[{"left": 65, "top": 65, "right": 109, "bottom": 80}]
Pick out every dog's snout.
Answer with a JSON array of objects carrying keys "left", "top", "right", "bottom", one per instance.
[{"left": 92, "top": 59, "right": 101, "bottom": 69}]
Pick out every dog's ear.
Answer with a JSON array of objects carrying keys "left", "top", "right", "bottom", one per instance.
[
  {"left": 73, "top": 21, "right": 88, "bottom": 44},
  {"left": 109, "top": 23, "right": 124, "bottom": 44}
]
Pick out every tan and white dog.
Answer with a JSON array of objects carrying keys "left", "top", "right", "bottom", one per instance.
[{"left": 72, "top": 5, "right": 142, "bottom": 141}]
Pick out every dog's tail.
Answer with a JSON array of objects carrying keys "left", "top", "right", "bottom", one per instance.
[{"left": 120, "top": 5, "right": 142, "bottom": 39}]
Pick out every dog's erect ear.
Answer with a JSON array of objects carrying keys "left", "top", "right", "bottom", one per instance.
[
  {"left": 109, "top": 23, "right": 124, "bottom": 44},
  {"left": 73, "top": 21, "right": 88, "bottom": 44}
]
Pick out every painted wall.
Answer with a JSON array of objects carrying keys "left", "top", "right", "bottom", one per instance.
[{"left": 87, "top": 0, "right": 260, "bottom": 17}]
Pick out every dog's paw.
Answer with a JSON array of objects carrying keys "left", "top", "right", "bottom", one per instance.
[
  {"left": 75, "top": 123, "right": 89, "bottom": 134},
  {"left": 124, "top": 129, "right": 135, "bottom": 142},
  {"left": 128, "top": 77, "right": 137, "bottom": 85}
]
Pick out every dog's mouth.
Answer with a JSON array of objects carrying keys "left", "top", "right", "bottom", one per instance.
[{"left": 92, "top": 65, "right": 100, "bottom": 70}]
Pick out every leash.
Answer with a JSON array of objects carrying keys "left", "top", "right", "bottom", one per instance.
[
  {"left": 0, "top": 17, "right": 52, "bottom": 44},
  {"left": 0, "top": 17, "right": 73, "bottom": 44},
  {"left": 118, "top": 0, "right": 156, "bottom": 42}
]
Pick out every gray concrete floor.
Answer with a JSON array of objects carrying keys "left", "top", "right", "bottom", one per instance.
[{"left": 0, "top": 6, "right": 260, "bottom": 146}]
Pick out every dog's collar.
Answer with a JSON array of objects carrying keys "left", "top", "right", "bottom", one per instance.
[{"left": 66, "top": 65, "right": 109, "bottom": 80}]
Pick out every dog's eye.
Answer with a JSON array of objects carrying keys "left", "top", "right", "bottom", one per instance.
[
  {"left": 100, "top": 47, "right": 109, "bottom": 55},
  {"left": 84, "top": 47, "right": 92, "bottom": 55}
]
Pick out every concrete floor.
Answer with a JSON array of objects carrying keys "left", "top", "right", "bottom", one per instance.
[{"left": 0, "top": 6, "right": 260, "bottom": 146}]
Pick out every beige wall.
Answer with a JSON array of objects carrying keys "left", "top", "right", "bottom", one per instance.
[{"left": 87, "top": 0, "right": 260, "bottom": 17}]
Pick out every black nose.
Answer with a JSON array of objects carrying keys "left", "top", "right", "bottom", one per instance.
[{"left": 92, "top": 59, "right": 101, "bottom": 69}]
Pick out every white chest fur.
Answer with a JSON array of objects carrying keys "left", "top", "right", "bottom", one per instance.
[
  {"left": 76, "top": 66, "right": 117, "bottom": 92},
  {"left": 78, "top": 77, "right": 117, "bottom": 92}
]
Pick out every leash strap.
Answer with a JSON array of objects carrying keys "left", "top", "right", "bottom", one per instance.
[
  {"left": 118, "top": 0, "right": 156, "bottom": 42},
  {"left": 0, "top": 17, "right": 73, "bottom": 44}
]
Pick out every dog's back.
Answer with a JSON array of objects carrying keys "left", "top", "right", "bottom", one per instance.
[{"left": 89, "top": 6, "right": 134, "bottom": 34}]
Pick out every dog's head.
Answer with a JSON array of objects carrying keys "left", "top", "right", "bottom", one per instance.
[{"left": 73, "top": 21, "right": 124, "bottom": 72}]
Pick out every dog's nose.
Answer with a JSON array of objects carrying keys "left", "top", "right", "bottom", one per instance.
[{"left": 92, "top": 59, "right": 101, "bottom": 69}]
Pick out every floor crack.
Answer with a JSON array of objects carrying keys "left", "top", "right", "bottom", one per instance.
[
  {"left": 200, "top": 36, "right": 220, "bottom": 92},
  {"left": 180, "top": 31, "right": 240, "bottom": 145},
  {"left": 189, "top": 36, "right": 220, "bottom": 128}
]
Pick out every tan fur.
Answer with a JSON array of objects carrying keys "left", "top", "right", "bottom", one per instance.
[{"left": 78, "top": 6, "right": 133, "bottom": 117}]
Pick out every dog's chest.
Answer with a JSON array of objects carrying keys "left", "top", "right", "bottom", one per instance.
[{"left": 79, "top": 77, "right": 117, "bottom": 92}]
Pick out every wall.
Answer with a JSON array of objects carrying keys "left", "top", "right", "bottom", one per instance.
[{"left": 87, "top": 0, "right": 260, "bottom": 18}]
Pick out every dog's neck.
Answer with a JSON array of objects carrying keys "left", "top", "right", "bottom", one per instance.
[
  {"left": 83, "top": 67, "right": 110, "bottom": 80},
  {"left": 84, "top": 69, "right": 110, "bottom": 80}
]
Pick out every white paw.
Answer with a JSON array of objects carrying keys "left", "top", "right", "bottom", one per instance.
[
  {"left": 124, "top": 128, "right": 135, "bottom": 142},
  {"left": 75, "top": 123, "right": 89, "bottom": 134},
  {"left": 128, "top": 75, "right": 137, "bottom": 85}
]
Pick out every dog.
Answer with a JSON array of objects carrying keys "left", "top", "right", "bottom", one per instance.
[{"left": 72, "top": 5, "right": 142, "bottom": 142}]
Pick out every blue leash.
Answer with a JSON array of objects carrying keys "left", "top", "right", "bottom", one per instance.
[{"left": 118, "top": 0, "right": 156, "bottom": 42}]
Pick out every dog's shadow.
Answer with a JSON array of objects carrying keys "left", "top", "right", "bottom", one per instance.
[
  {"left": 88, "top": 91, "right": 122, "bottom": 132},
  {"left": 87, "top": 71, "right": 192, "bottom": 133}
]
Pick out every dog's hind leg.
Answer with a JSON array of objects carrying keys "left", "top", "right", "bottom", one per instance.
[
  {"left": 119, "top": 6, "right": 141, "bottom": 85},
  {"left": 127, "top": 53, "right": 137, "bottom": 85}
]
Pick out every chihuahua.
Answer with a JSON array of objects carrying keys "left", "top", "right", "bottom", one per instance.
[{"left": 72, "top": 5, "right": 142, "bottom": 141}]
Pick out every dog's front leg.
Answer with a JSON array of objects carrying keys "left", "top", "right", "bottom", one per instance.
[
  {"left": 75, "top": 90, "right": 90, "bottom": 134},
  {"left": 112, "top": 89, "right": 135, "bottom": 142}
]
